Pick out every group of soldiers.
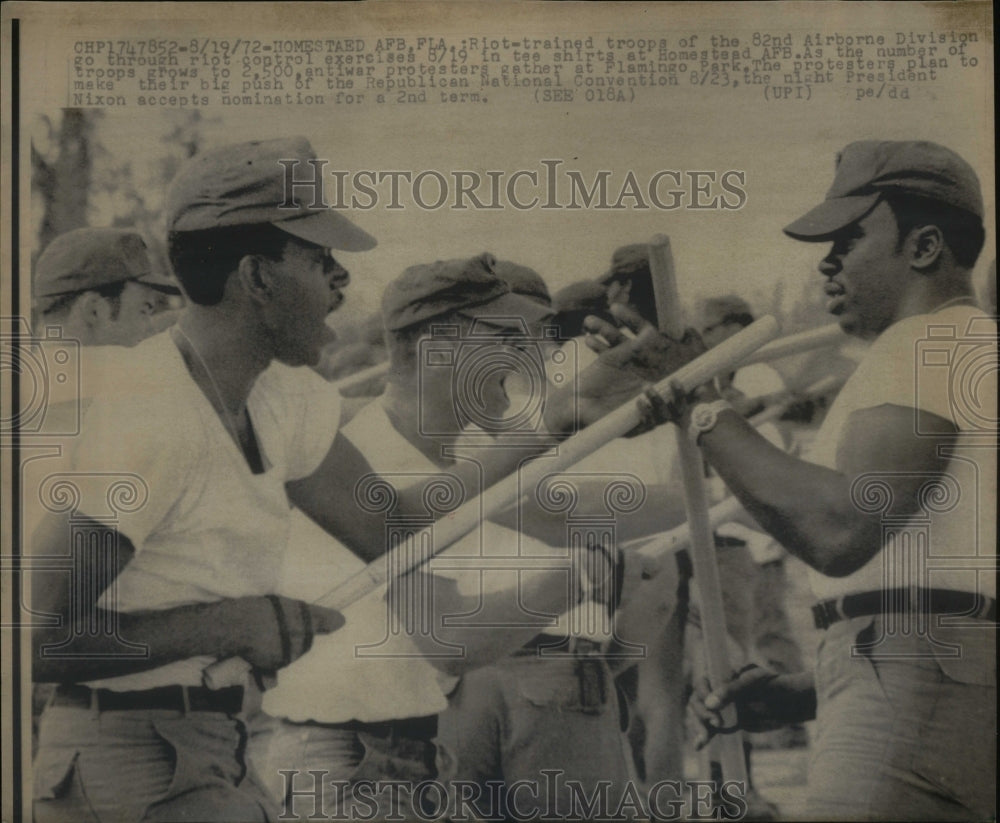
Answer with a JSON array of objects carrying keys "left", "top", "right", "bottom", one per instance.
[{"left": 28, "top": 136, "right": 996, "bottom": 822}]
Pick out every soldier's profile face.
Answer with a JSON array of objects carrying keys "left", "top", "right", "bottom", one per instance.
[
  {"left": 264, "top": 238, "right": 347, "bottom": 367},
  {"left": 817, "top": 200, "right": 911, "bottom": 340}
]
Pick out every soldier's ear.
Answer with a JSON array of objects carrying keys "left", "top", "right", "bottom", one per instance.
[
  {"left": 75, "top": 291, "right": 111, "bottom": 328},
  {"left": 909, "top": 224, "right": 944, "bottom": 272},
  {"left": 237, "top": 254, "right": 273, "bottom": 304}
]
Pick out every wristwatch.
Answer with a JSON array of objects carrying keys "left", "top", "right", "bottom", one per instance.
[{"left": 688, "top": 399, "right": 734, "bottom": 443}]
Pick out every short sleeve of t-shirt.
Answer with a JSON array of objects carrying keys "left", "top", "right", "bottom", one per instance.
[
  {"left": 255, "top": 363, "right": 342, "bottom": 482},
  {"left": 846, "top": 308, "right": 986, "bottom": 427},
  {"left": 805, "top": 306, "right": 994, "bottom": 471}
]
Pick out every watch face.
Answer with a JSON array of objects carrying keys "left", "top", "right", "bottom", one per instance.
[{"left": 693, "top": 406, "right": 715, "bottom": 429}]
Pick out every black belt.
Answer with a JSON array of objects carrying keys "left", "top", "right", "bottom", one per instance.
[
  {"left": 812, "top": 588, "right": 997, "bottom": 631},
  {"left": 51, "top": 683, "right": 245, "bottom": 714},
  {"left": 323, "top": 714, "right": 438, "bottom": 741}
]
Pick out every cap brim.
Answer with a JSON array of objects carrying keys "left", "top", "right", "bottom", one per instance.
[
  {"left": 273, "top": 210, "right": 377, "bottom": 252},
  {"left": 782, "top": 193, "right": 881, "bottom": 241},
  {"left": 136, "top": 270, "right": 183, "bottom": 292},
  {"left": 460, "top": 291, "right": 555, "bottom": 329}
]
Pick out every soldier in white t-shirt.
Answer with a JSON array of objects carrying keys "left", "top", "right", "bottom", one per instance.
[
  {"left": 374, "top": 255, "right": 642, "bottom": 819},
  {"left": 686, "top": 141, "right": 996, "bottom": 820},
  {"left": 29, "top": 137, "right": 383, "bottom": 823}
]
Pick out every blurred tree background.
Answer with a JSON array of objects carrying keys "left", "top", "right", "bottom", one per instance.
[
  {"left": 32, "top": 110, "right": 94, "bottom": 251},
  {"left": 31, "top": 109, "right": 218, "bottom": 285}
]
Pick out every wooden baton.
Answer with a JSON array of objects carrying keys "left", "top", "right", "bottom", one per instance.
[{"left": 646, "top": 233, "right": 750, "bottom": 787}]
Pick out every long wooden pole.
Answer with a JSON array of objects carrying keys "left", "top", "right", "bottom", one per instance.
[
  {"left": 745, "top": 374, "right": 842, "bottom": 427},
  {"left": 646, "top": 234, "right": 749, "bottom": 787}
]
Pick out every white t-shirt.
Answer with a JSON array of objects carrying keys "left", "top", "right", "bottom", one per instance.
[
  {"left": 335, "top": 403, "right": 593, "bottom": 629},
  {"left": 805, "top": 305, "right": 997, "bottom": 600},
  {"left": 68, "top": 332, "right": 342, "bottom": 690},
  {"left": 448, "top": 413, "right": 618, "bottom": 643}
]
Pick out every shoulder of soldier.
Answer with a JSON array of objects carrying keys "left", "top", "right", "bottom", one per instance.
[{"left": 76, "top": 334, "right": 208, "bottom": 454}]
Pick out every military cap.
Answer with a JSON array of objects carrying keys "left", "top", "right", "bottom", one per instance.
[
  {"left": 553, "top": 280, "right": 610, "bottom": 316},
  {"left": 382, "top": 253, "right": 553, "bottom": 332},
  {"left": 34, "top": 228, "right": 178, "bottom": 298},
  {"left": 165, "top": 136, "right": 377, "bottom": 252},
  {"left": 784, "top": 140, "right": 984, "bottom": 241},
  {"left": 598, "top": 243, "right": 652, "bottom": 285},
  {"left": 697, "top": 295, "right": 755, "bottom": 331},
  {"left": 494, "top": 260, "right": 552, "bottom": 307},
  {"left": 550, "top": 280, "right": 615, "bottom": 338}
]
